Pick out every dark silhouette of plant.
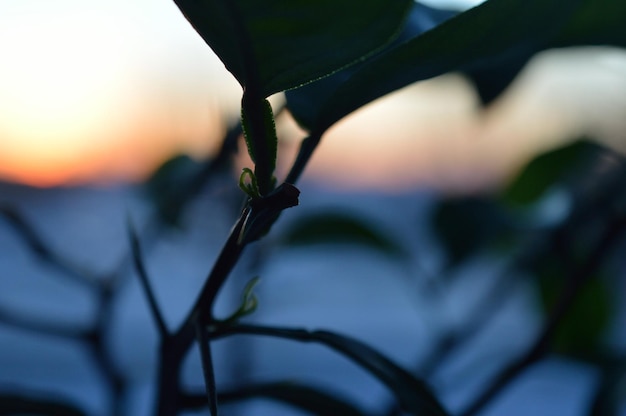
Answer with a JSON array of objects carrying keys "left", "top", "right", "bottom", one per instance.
[{"left": 2, "top": 1, "right": 626, "bottom": 415}]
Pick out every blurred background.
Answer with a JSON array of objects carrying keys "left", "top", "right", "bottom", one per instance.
[
  {"left": 1, "top": 0, "right": 625, "bottom": 415},
  {"left": 1, "top": 0, "right": 625, "bottom": 190}
]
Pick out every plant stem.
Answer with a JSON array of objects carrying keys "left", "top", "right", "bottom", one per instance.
[
  {"left": 0, "top": 206, "right": 99, "bottom": 289},
  {"left": 156, "top": 337, "right": 190, "bottom": 416},
  {"left": 285, "top": 132, "right": 322, "bottom": 185},
  {"left": 129, "top": 221, "right": 168, "bottom": 337},
  {"left": 242, "top": 93, "right": 275, "bottom": 196},
  {"left": 154, "top": 209, "right": 248, "bottom": 415},
  {"left": 196, "top": 318, "right": 219, "bottom": 415}
]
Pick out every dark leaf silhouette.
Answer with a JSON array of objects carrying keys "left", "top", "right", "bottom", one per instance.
[
  {"left": 173, "top": 0, "right": 412, "bottom": 97},
  {"left": 215, "top": 324, "right": 449, "bottom": 416},
  {"left": 286, "top": 2, "right": 456, "bottom": 131},
  {"left": 288, "top": 0, "right": 626, "bottom": 135}
]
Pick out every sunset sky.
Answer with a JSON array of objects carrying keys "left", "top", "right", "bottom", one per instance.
[{"left": 1, "top": 0, "right": 625, "bottom": 190}]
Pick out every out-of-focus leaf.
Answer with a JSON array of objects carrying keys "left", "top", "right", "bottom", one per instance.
[
  {"left": 535, "top": 259, "right": 613, "bottom": 356},
  {"left": 281, "top": 212, "right": 405, "bottom": 258},
  {"left": 219, "top": 324, "right": 449, "bottom": 416},
  {"left": 219, "top": 381, "right": 367, "bottom": 416},
  {"left": 553, "top": 1, "right": 626, "bottom": 46},
  {"left": 501, "top": 140, "right": 605, "bottom": 207},
  {"left": 288, "top": 0, "right": 626, "bottom": 136},
  {"left": 286, "top": 2, "right": 457, "bottom": 131},
  {"left": 463, "top": 51, "right": 533, "bottom": 104},
  {"left": 432, "top": 196, "right": 515, "bottom": 267},
  {"left": 0, "top": 394, "right": 86, "bottom": 416},
  {"left": 173, "top": 0, "right": 412, "bottom": 97},
  {"left": 145, "top": 154, "right": 206, "bottom": 226}
]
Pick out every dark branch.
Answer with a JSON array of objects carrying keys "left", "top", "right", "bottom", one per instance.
[
  {"left": 195, "top": 318, "right": 219, "bottom": 415},
  {"left": 0, "top": 304, "right": 88, "bottom": 340},
  {"left": 0, "top": 206, "right": 98, "bottom": 289},
  {"left": 127, "top": 218, "right": 168, "bottom": 337}
]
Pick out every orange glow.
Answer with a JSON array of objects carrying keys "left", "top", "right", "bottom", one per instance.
[
  {"left": 0, "top": 0, "right": 241, "bottom": 187},
  {"left": 1, "top": 1, "right": 625, "bottom": 191}
]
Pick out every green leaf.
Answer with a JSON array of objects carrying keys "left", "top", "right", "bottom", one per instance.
[
  {"left": 281, "top": 211, "right": 405, "bottom": 258},
  {"left": 219, "top": 381, "right": 367, "bottom": 416},
  {"left": 215, "top": 276, "right": 260, "bottom": 324},
  {"left": 291, "top": 0, "right": 626, "bottom": 135},
  {"left": 173, "top": 0, "right": 413, "bottom": 97},
  {"left": 285, "top": 2, "right": 457, "bottom": 130},
  {"left": 218, "top": 324, "right": 449, "bottom": 416},
  {"left": 501, "top": 140, "right": 606, "bottom": 207}
]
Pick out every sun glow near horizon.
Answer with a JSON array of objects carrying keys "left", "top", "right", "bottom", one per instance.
[
  {"left": 1, "top": 1, "right": 625, "bottom": 191},
  {"left": 0, "top": 0, "right": 241, "bottom": 187}
]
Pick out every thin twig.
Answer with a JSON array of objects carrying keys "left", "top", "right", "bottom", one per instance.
[
  {"left": 285, "top": 132, "right": 322, "bottom": 185},
  {"left": 0, "top": 206, "right": 98, "bottom": 289},
  {"left": 0, "top": 304, "right": 88, "bottom": 340},
  {"left": 88, "top": 285, "right": 128, "bottom": 416},
  {"left": 127, "top": 218, "right": 168, "bottom": 337},
  {"left": 196, "top": 318, "right": 219, "bottom": 416}
]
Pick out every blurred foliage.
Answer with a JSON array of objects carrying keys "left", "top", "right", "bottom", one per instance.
[
  {"left": 279, "top": 211, "right": 406, "bottom": 258},
  {"left": 433, "top": 140, "right": 625, "bottom": 264},
  {"left": 433, "top": 139, "right": 626, "bottom": 361},
  {"left": 502, "top": 140, "right": 609, "bottom": 207},
  {"left": 432, "top": 196, "right": 516, "bottom": 267},
  {"left": 145, "top": 154, "right": 205, "bottom": 226},
  {"left": 535, "top": 258, "right": 612, "bottom": 356}
]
